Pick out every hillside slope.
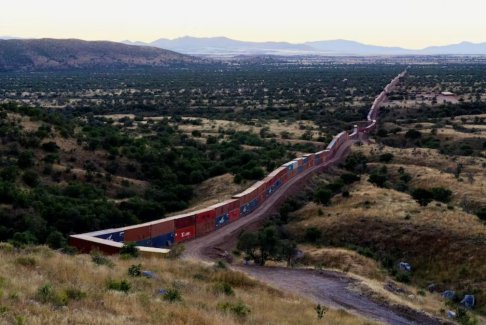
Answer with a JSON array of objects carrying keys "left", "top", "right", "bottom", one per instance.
[
  {"left": 0, "top": 244, "right": 375, "bottom": 325},
  {"left": 0, "top": 39, "right": 197, "bottom": 71}
]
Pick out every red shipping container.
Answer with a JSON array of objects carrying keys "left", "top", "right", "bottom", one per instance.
[
  {"left": 196, "top": 220, "right": 215, "bottom": 237},
  {"left": 229, "top": 208, "right": 240, "bottom": 222},
  {"left": 175, "top": 225, "right": 196, "bottom": 243},
  {"left": 151, "top": 220, "right": 175, "bottom": 237},
  {"left": 124, "top": 224, "right": 151, "bottom": 243},
  {"left": 174, "top": 215, "right": 195, "bottom": 229},
  {"left": 195, "top": 209, "right": 216, "bottom": 223},
  {"left": 229, "top": 199, "right": 239, "bottom": 211}
]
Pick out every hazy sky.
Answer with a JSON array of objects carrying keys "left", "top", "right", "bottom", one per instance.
[{"left": 1, "top": 0, "right": 485, "bottom": 48}]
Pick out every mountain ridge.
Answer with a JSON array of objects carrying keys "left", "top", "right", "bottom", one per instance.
[
  {"left": 0, "top": 38, "right": 198, "bottom": 71},
  {"left": 122, "top": 36, "right": 486, "bottom": 56}
]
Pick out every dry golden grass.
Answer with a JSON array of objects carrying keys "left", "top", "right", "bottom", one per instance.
[
  {"left": 300, "top": 244, "right": 386, "bottom": 281},
  {"left": 176, "top": 117, "right": 323, "bottom": 141},
  {"left": 288, "top": 139, "right": 486, "bottom": 315},
  {"left": 289, "top": 178, "right": 486, "bottom": 317},
  {"left": 169, "top": 174, "right": 249, "bottom": 214},
  {"left": 362, "top": 143, "right": 486, "bottom": 176},
  {"left": 0, "top": 244, "right": 377, "bottom": 325}
]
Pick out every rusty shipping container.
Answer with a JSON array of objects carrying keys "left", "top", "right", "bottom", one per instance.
[
  {"left": 150, "top": 219, "right": 175, "bottom": 237},
  {"left": 124, "top": 224, "right": 152, "bottom": 243}
]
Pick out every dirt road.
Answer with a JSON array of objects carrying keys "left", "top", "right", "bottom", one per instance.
[{"left": 238, "top": 266, "right": 444, "bottom": 325}]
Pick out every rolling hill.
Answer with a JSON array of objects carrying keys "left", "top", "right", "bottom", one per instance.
[{"left": 0, "top": 38, "right": 198, "bottom": 71}]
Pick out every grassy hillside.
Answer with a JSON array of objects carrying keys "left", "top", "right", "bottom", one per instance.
[
  {"left": 0, "top": 39, "right": 196, "bottom": 71},
  {"left": 0, "top": 244, "right": 376, "bottom": 325},
  {"left": 285, "top": 143, "right": 486, "bottom": 319}
]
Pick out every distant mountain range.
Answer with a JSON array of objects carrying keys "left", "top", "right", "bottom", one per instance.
[
  {"left": 0, "top": 38, "right": 198, "bottom": 71},
  {"left": 123, "top": 36, "right": 486, "bottom": 56}
]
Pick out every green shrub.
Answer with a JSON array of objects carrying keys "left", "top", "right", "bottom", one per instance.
[
  {"left": 64, "top": 288, "right": 86, "bottom": 301},
  {"left": 411, "top": 188, "right": 434, "bottom": 206},
  {"left": 476, "top": 208, "right": 486, "bottom": 221},
  {"left": 91, "top": 252, "right": 114, "bottom": 267},
  {"left": 107, "top": 280, "right": 131, "bottom": 293},
  {"left": 368, "top": 173, "right": 387, "bottom": 188},
  {"left": 162, "top": 288, "right": 182, "bottom": 302},
  {"left": 36, "top": 284, "right": 68, "bottom": 306},
  {"left": 215, "top": 260, "right": 227, "bottom": 269},
  {"left": 120, "top": 242, "right": 139, "bottom": 258},
  {"left": 314, "top": 187, "right": 332, "bottom": 205},
  {"left": 21, "top": 170, "right": 39, "bottom": 187},
  {"left": 46, "top": 231, "right": 66, "bottom": 249},
  {"left": 456, "top": 308, "right": 479, "bottom": 325},
  {"left": 212, "top": 282, "right": 235, "bottom": 296},
  {"left": 128, "top": 264, "right": 142, "bottom": 277},
  {"left": 340, "top": 173, "right": 360, "bottom": 184},
  {"left": 15, "top": 256, "right": 37, "bottom": 267},
  {"left": 305, "top": 227, "right": 321, "bottom": 243},
  {"left": 430, "top": 187, "right": 452, "bottom": 203},
  {"left": 395, "top": 272, "right": 411, "bottom": 284},
  {"left": 379, "top": 153, "right": 394, "bottom": 163},
  {"left": 219, "top": 301, "right": 251, "bottom": 318},
  {"left": 167, "top": 244, "right": 185, "bottom": 259}
]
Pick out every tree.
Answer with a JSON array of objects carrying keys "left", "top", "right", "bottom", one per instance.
[
  {"left": 315, "top": 188, "right": 332, "bottom": 205},
  {"left": 305, "top": 227, "right": 321, "bottom": 243},
  {"left": 405, "top": 129, "right": 422, "bottom": 140},
  {"left": 258, "top": 226, "right": 280, "bottom": 266},
  {"left": 431, "top": 187, "right": 452, "bottom": 203},
  {"left": 46, "top": 231, "right": 67, "bottom": 249},
  {"left": 379, "top": 153, "right": 394, "bottom": 163},
  {"left": 411, "top": 188, "right": 434, "bottom": 206},
  {"left": 280, "top": 239, "right": 297, "bottom": 267},
  {"left": 368, "top": 173, "right": 387, "bottom": 188},
  {"left": 17, "top": 151, "right": 35, "bottom": 169},
  {"left": 22, "top": 170, "right": 39, "bottom": 187},
  {"left": 237, "top": 231, "right": 259, "bottom": 262},
  {"left": 344, "top": 152, "right": 368, "bottom": 173}
]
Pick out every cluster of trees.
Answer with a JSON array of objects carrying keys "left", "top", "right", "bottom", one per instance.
[
  {"left": 237, "top": 226, "right": 297, "bottom": 267},
  {"left": 237, "top": 199, "right": 307, "bottom": 266},
  {"left": 411, "top": 187, "right": 452, "bottom": 206},
  {"left": 0, "top": 103, "right": 304, "bottom": 247}
]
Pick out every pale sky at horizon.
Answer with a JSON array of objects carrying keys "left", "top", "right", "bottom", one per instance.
[{"left": 1, "top": 0, "right": 485, "bottom": 49}]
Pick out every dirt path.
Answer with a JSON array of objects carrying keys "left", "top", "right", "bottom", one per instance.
[{"left": 238, "top": 266, "right": 444, "bottom": 325}]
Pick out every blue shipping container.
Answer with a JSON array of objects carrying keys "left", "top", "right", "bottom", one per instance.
[
  {"left": 298, "top": 166, "right": 304, "bottom": 173},
  {"left": 266, "top": 180, "right": 282, "bottom": 197},
  {"left": 240, "top": 199, "right": 259, "bottom": 216},
  {"left": 215, "top": 213, "right": 230, "bottom": 228},
  {"left": 96, "top": 230, "right": 125, "bottom": 242},
  {"left": 136, "top": 238, "right": 153, "bottom": 247},
  {"left": 151, "top": 233, "right": 175, "bottom": 248}
]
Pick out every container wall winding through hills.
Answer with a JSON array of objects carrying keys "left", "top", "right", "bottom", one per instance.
[{"left": 69, "top": 70, "right": 407, "bottom": 255}]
